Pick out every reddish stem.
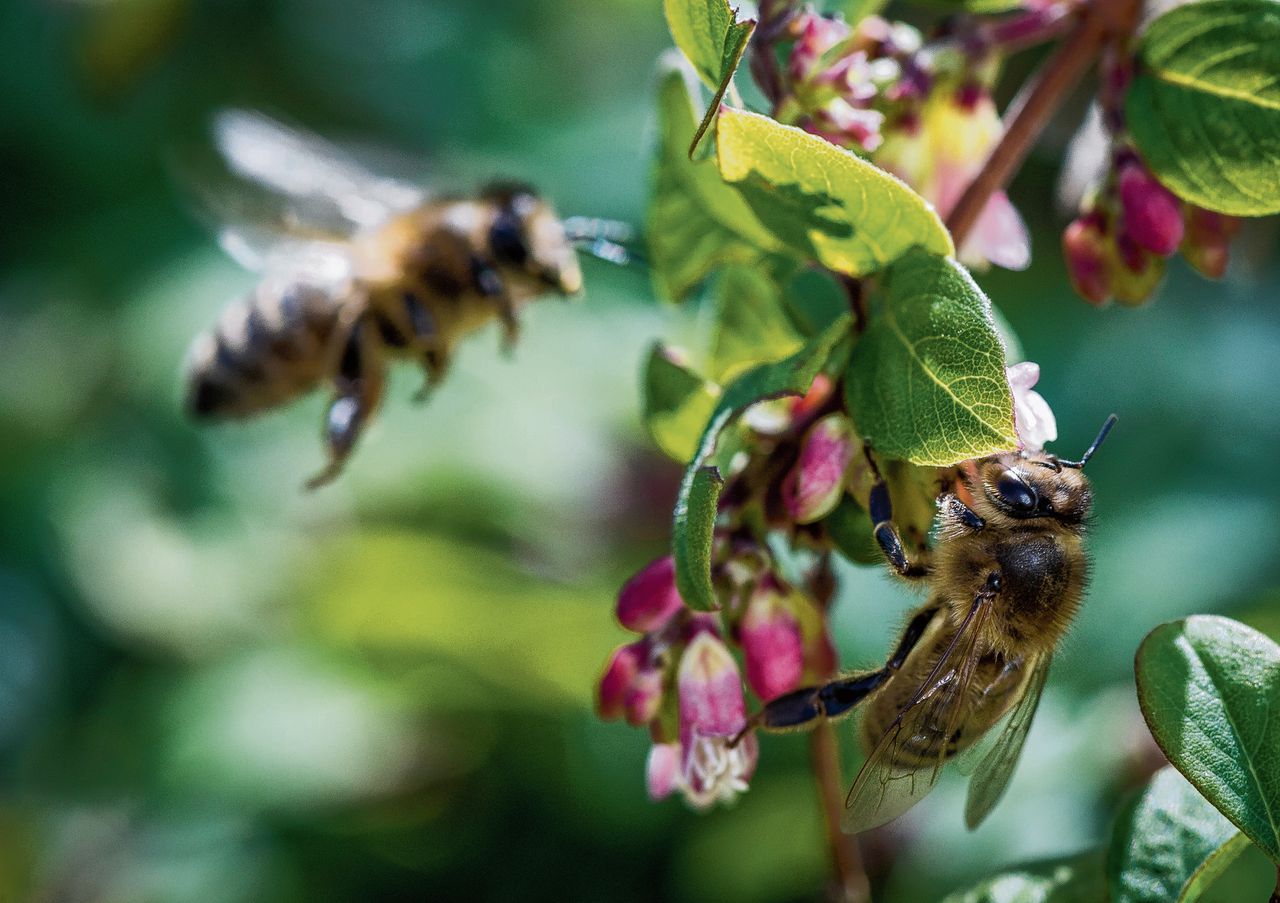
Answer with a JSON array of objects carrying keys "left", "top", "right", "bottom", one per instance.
[{"left": 811, "top": 723, "right": 870, "bottom": 903}]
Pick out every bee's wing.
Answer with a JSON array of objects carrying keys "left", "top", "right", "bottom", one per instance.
[
  {"left": 842, "top": 595, "right": 994, "bottom": 834},
  {"left": 962, "top": 652, "right": 1051, "bottom": 830},
  {"left": 212, "top": 109, "right": 426, "bottom": 232}
]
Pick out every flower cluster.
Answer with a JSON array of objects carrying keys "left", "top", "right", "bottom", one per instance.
[
  {"left": 1062, "top": 151, "right": 1242, "bottom": 306},
  {"left": 599, "top": 363, "right": 1056, "bottom": 809},
  {"left": 781, "top": 9, "right": 1030, "bottom": 272}
]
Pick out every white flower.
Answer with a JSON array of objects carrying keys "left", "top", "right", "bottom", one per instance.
[
  {"left": 1007, "top": 362, "right": 1057, "bottom": 453},
  {"left": 681, "top": 730, "right": 759, "bottom": 809}
]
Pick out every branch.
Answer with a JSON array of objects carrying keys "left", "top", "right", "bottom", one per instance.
[
  {"left": 810, "top": 722, "right": 870, "bottom": 903},
  {"left": 944, "top": 0, "right": 1142, "bottom": 251}
]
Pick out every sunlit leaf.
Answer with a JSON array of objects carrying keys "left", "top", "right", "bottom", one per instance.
[
  {"left": 672, "top": 315, "right": 853, "bottom": 610},
  {"left": 844, "top": 248, "right": 1016, "bottom": 465},
  {"left": 1128, "top": 0, "right": 1280, "bottom": 216},
  {"left": 648, "top": 65, "right": 784, "bottom": 302},
  {"left": 709, "top": 266, "right": 804, "bottom": 383},
  {"left": 642, "top": 342, "right": 721, "bottom": 463},
  {"left": 1108, "top": 766, "right": 1251, "bottom": 903},
  {"left": 663, "top": 0, "right": 753, "bottom": 89},
  {"left": 715, "top": 107, "right": 953, "bottom": 277},
  {"left": 940, "top": 850, "right": 1108, "bottom": 903},
  {"left": 1136, "top": 615, "right": 1280, "bottom": 864}
]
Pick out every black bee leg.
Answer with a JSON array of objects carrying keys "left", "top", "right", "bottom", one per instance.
[
  {"left": 940, "top": 494, "right": 985, "bottom": 533},
  {"left": 470, "top": 255, "right": 519, "bottom": 353},
  {"left": 868, "top": 478, "right": 930, "bottom": 580},
  {"left": 305, "top": 320, "right": 386, "bottom": 490},
  {"left": 401, "top": 292, "right": 446, "bottom": 403},
  {"left": 734, "top": 606, "right": 939, "bottom": 742}
]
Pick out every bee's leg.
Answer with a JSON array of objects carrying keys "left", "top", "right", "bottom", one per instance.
[
  {"left": 305, "top": 319, "right": 386, "bottom": 490},
  {"left": 734, "top": 606, "right": 939, "bottom": 741},
  {"left": 866, "top": 473, "right": 930, "bottom": 580},
  {"left": 940, "top": 494, "right": 985, "bottom": 533},
  {"left": 470, "top": 256, "right": 519, "bottom": 353},
  {"left": 401, "top": 292, "right": 448, "bottom": 402}
]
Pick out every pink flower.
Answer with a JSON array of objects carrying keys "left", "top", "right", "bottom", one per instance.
[
  {"left": 1117, "top": 161, "right": 1184, "bottom": 256},
  {"left": 739, "top": 577, "right": 805, "bottom": 701},
  {"left": 616, "top": 556, "right": 684, "bottom": 633},
  {"left": 1181, "top": 207, "right": 1241, "bottom": 279},
  {"left": 646, "top": 742, "right": 683, "bottom": 801},
  {"left": 781, "top": 413, "right": 856, "bottom": 524},
  {"left": 788, "top": 12, "right": 852, "bottom": 84},
  {"left": 876, "top": 90, "right": 1030, "bottom": 271},
  {"left": 1007, "top": 362, "right": 1057, "bottom": 454},
  {"left": 597, "top": 640, "right": 664, "bottom": 727},
  {"left": 1062, "top": 215, "right": 1111, "bottom": 305},
  {"left": 676, "top": 631, "right": 757, "bottom": 807}
]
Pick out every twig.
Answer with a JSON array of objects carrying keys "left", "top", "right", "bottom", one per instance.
[
  {"left": 811, "top": 722, "right": 870, "bottom": 903},
  {"left": 944, "top": 0, "right": 1141, "bottom": 251}
]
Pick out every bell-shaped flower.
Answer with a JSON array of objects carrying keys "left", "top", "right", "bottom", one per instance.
[
  {"left": 646, "top": 742, "right": 684, "bottom": 801},
  {"left": 1062, "top": 214, "right": 1112, "bottom": 305},
  {"left": 781, "top": 413, "right": 857, "bottom": 524},
  {"left": 597, "top": 639, "right": 665, "bottom": 727},
  {"left": 1117, "top": 160, "right": 1184, "bottom": 257},
  {"left": 616, "top": 555, "right": 684, "bottom": 633},
  {"left": 1007, "top": 362, "right": 1057, "bottom": 454},
  {"left": 677, "top": 631, "right": 756, "bottom": 807},
  {"left": 739, "top": 576, "right": 805, "bottom": 701}
]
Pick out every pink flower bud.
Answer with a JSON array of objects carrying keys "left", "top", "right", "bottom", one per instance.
[
  {"left": 1110, "top": 236, "right": 1166, "bottom": 307},
  {"left": 597, "top": 641, "right": 644, "bottom": 721},
  {"left": 1182, "top": 207, "right": 1241, "bottom": 279},
  {"left": 739, "top": 577, "right": 805, "bottom": 701},
  {"left": 646, "top": 742, "right": 683, "bottom": 801},
  {"left": 616, "top": 556, "right": 684, "bottom": 633},
  {"left": 781, "top": 413, "right": 856, "bottom": 524},
  {"left": 1006, "top": 362, "right": 1057, "bottom": 454},
  {"left": 625, "top": 664, "right": 664, "bottom": 727},
  {"left": 788, "top": 13, "right": 852, "bottom": 84},
  {"left": 1062, "top": 216, "right": 1112, "bottom": 305},
  {"left": 1118, "top": 161, "right": 1184, "bottom": 256},
  {"left": 677, "top": 632, "right": 745, "bottom": 737},
  {"left": 788, "top": 373, "right": 835, "bottom": 423}
]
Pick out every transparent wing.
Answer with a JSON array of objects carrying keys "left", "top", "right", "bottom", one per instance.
[
  {"left": 963, "top": 653, "right": 1051, "bottom": 830},
  {"left": 842, "top": 595, "right": 994, "bottom": 834},
  {"left": 213, "top": 109, "right": 426, "bottom": 231}
]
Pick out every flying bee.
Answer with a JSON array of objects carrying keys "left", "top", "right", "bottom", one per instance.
[
  {"left": 181, "top": 110, "right": 635, "bottom": 488},
  {"left": 735, "top": 415, "right": 1118, "bottom": 832}
]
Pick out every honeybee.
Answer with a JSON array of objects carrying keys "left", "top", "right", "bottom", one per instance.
[
  {"left": 182, "top": 110, "right": 630, "bottom": 488},
  {"left": 737, "top": 415, "right": 1117, "bottom": 831}
]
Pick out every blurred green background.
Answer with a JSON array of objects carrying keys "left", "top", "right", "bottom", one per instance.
[{"left": 2, "top": 0, "right": 1279, "bottom": 900}]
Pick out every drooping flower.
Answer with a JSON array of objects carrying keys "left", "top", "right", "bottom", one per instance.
[
  {"left": 1117, "top": 160, "right": 1184, "bottom": 256},
  {"left": 1062, "top": 214, "right": 1111, "bottom": 305},
  {"left": 739, "top": 576, "right": 805, "bottom": 701},
  {"left": 646, "top": 742, "right": 684, "bottom": 801},
  {"left": 597, "top": 639, "right": 665, "bottom": 727},
  {"left": 1007, "top": 362, "right": 1057, "bottom": 454},
  {"left": 781, "top": 413, "right": 857, "bottom": 524},
  {"left": 616, "top": 556, "right": 684, "bottom": 633},
  {"left": 676, "top": 631, "right": 756, "bottom": 807}
]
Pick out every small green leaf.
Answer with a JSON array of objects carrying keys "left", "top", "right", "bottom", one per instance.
[
  {"left": 845, "top": 0, "right": 890, "bottom": 23},
  {"left": 822, "top": 495, "right": 880, "bottom": 565},
  {"left": 1135, "top": 615, "right": 1280, "bottom": 864},
  {"left": 648, "top": 66, "right": 784, "bottom": 302},
  {"left": 709, "top": 266, "right": 805, "bottom": 383},
  {"left": 940, "top": 850, "right": 1108, "bottom": 903},
  {"left": 1109, "top": 766, "right": 1251, "bottom": 903},
  {"left": 672, "top": 315, "right": 853, "bottom": 610},
  {"left": 641, "top": 343, "right": 721, "bottom": 463},
  {"left": 688, "top": 17, "right": 755, "bottom": 158},
  {"left": 844, "top": 248, "right": 1016, "bottom": 466},
  {"left": 1128, "top": 0, "right": 1280, "bottom": 216},
  {"left": 715, "top": 107, "right": 954, "bottom": 277},
  {"left": 664, "top": 0, "right": 746, "bottom": 89}
]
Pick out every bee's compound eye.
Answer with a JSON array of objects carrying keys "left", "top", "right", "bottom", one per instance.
[
  {"left": 995, "top": 473, "right": 1038, "bottom": 513},
  {"left": 489, "top": 212, "right": 528, "bottom": 265}
]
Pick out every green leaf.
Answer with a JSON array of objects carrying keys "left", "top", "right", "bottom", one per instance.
[
  {"left": 648, "top": 66, "right": 784, "bottom": 302},
  {"left": 1128, "top": 0, "right": 1280, "bottom": 216},
  {"left": 709, "top": 266, "right": 805, "bottom": 383},
  {"left": 822, "top": 494, "right": 880, "bottom": 565},
  {"left": 845, "top": 0, "right": 890, "bottom": 24},
  {"left": 1135, "top": 615, "right": 1280, "bottom": 864},
  {"left": 1109, "top": 766, "right": 1251, "bottom": 903},
  {"left": 844, "top": 248, "right": 1016, "bottom": 466},
  {"left": 688, "top": 17, "right": 754, "bottom": 158},
  {"left": 641, "top": 343, "right": 721, "bottom": 463},
  {"left": 940, "top": 850, "right": 1108, "bottom": 903},
  {"left": 715, "top": 107, "right": 953, "bottom": 277},
  {"left": 672, "top": 315, "right": 853, "bottom": 610},
  {"left": 664, "top": 0, "right": 748, "bottom": 89}
]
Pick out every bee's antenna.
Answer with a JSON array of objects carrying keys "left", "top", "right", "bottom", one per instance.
[
  {"left": 563, "top": 216, "right": 647, "bottom": 269},
  {"left": 1059, "top": 414, "right": 1118, "bottom": 469}
]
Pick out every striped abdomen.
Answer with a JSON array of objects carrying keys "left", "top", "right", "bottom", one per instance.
[{"left": 185, "top": 278, "right": 349, "bottom": 419}]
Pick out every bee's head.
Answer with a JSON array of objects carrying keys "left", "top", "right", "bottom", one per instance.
[
  {"left": 481, "top": 181, "right": 583, "bottom": 297},
  {"left": 970, "top": 415, "right": 1117, "bottom": 530}
]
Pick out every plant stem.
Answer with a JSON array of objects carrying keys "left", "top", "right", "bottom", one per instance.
[
  {"left": 810, "top": 722, "right": 870, "bottom": 903},
  {"left": 944, "top": 0, "right": 1141, "bottom": 251}
]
